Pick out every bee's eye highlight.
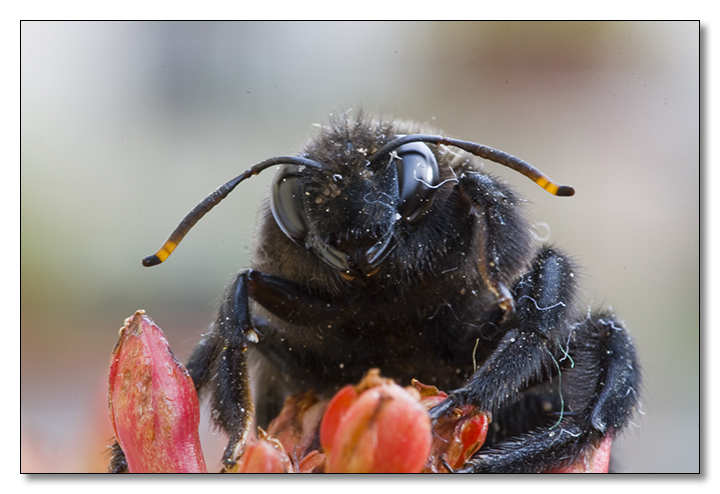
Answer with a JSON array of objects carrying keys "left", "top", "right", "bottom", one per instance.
[
  {"left": 394, "top": 142, "right": 440, "bottom": 224},
  {"left": 271, "top": 165, "right": 308, "bottom": 243}
]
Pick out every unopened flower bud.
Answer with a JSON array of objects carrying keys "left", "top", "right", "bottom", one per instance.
[
  {"left": 108, "top": 310, "right": 206, "bottom": 473},
  {"left": 322, "top": 371, "right": 431, "bottom": 473}
]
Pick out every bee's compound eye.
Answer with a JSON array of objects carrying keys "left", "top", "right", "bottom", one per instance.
[
  {"left": 394, "top": 142, "right": 440, "bottom": 224},
  {"left": 271, "top": 165, "right": 309, "bottom": 243}
]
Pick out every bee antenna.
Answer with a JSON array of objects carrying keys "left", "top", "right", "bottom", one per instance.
[
  {"left": 142, "top": 156, "right": 322, "bottom": 267},
  {"left": 371, "top": 134, "right": 575, "bottom": 197}
]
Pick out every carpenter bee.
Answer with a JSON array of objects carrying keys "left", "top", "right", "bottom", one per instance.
[{"left": 114, "top": 112, "right": 640, "bottom": 473}]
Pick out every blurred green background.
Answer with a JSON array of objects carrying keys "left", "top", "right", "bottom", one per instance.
[{"left": 21, "top": 21, "right": 699, "bottom": 473}]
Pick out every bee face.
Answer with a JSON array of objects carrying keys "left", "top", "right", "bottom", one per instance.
[{"left": 270, "top": 124, "right": 441, "bottom": 278}]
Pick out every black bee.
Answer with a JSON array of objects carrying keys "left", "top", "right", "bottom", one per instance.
[{"left": 115, "top": 112, "right": 640, "bottom": 473}]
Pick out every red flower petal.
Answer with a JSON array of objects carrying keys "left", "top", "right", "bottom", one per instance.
[
  {"left": 108, "top": 310, "right": 207, "bottom": 473},
  {"left": 319, "top": 385, "right": 358, "bottom": 455}
]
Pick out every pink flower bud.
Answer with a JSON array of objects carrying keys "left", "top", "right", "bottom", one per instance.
[
  {"left": 108, "top": 310, "right": 206, "bottom": 473},
  {"left": 322, "top": 371, "right": 432, "bottom": 473},
  {"left": 234, "top": 430, "right": 293, "bottom": 473}
]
